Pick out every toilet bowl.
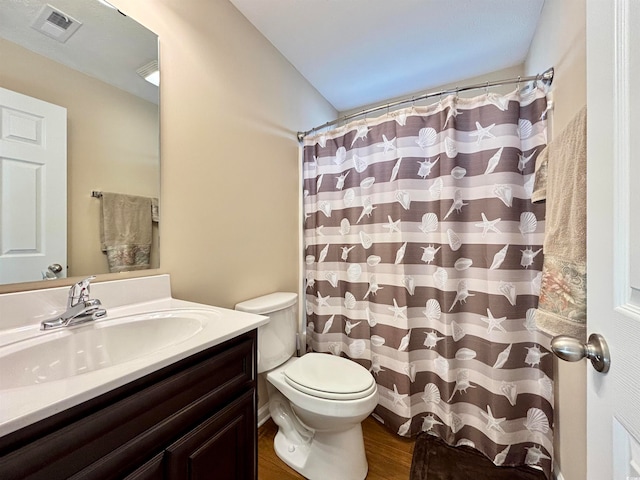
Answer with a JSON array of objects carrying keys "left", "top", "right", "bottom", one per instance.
[
  {"left": 235, "top": 293, "right": 378, "bottom": 480},
  {"left": 267, "top": 354, "right": 379, "bottom": 480}
]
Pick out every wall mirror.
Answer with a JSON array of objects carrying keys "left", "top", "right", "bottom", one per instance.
[{"left": 0, "top": 0, "right": 160, "bottom": 287}]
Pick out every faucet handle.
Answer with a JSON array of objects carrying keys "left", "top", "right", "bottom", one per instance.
[{"left": 68, "top": 276, "right": 96, "bottom": 308}]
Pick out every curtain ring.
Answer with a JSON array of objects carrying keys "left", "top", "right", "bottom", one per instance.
[
  {"left": 517, "top": 76, "right": 521, "bottom": 91},
  {"left": 485, "top": 81, "right": 489, "bottom": 94}
]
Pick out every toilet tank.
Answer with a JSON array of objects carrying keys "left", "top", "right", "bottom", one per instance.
[{"left": 235, "top": 292, "right": 298, "bottom": 374}]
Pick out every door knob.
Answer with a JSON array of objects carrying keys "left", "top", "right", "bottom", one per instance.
[
  {"left": 48, "top": 263, "right": 63, "bottom": 274},
  {"left": 550, "top": 333, "right": 610, "bottom": 373}
]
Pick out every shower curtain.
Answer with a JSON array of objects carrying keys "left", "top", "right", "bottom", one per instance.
[{"left": 302, "top": 85, "right": 553, "bottom": 478}]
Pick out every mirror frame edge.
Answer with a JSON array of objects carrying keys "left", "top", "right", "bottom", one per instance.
[{"left": 0, "top": 268, "right": 168, "bottom": 294}]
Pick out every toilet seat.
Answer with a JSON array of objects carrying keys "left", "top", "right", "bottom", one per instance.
[{"left": 283, "top": 353, "right": 376, "bottom": 400}]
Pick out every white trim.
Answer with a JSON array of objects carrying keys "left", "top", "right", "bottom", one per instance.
[
  {"left": 298, "top": 144, "right": 306, "bottom": 355},
  {"left": 257, "top": 403, "right": 271, "bottom": 428},
  {"left": 613, "top": 0, "right": 631, "bottom": 310}
]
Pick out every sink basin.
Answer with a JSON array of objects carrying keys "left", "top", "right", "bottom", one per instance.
[
  {"left": 0, "top": 309, "right": 215, "bottom": 389},
  {"left": 0, "top": 275, "right": 270, "bottom": 438}
]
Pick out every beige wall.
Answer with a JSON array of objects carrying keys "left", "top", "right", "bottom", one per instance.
[
  {"left": 104, "top": 0, "right": 336, "bottom": 309},
  {"left": 0, "top": 37, "right": 160, "bottom": 280},
  {"left": 525, "top": 1, "right": 587, "bottom": 479},
  {"left": 0, "top": 0, "right": 336, "bottom": 296},
  {"left": 102, "top": 0, "right": 336, "bottom": 413}
]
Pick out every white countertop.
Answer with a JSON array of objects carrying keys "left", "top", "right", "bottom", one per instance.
[{"left": 0, "top": 275, "right": 268, "bottom": 437}]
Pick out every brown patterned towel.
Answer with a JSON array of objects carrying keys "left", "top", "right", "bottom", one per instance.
[
  {"left": 409, "top": 433, "right": 547, "bottom": 480},
  {"left": 99, "top": 192, "right": 153, "bottom": 272},
  {"left": 532, "top": 106, "right": 587, "bottom": 342}
]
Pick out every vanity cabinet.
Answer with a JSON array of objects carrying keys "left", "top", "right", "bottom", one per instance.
[{"left": 0, "top": 330, "right": 258, "bottom": 480}]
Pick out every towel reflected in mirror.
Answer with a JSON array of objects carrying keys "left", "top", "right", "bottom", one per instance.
[{"left": 99, "top": 192, "right": 155, "bottom": 273}]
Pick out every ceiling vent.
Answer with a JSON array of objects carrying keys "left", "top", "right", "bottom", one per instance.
[{"left": 31, "top": 4, "right": 82, "bottom": 43}]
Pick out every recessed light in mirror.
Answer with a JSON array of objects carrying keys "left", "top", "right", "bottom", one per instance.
[
  {"left": 144, "top": 70, "right": 159, "bottom": 87},
  {"left": 136, "top": 60, "right": 159, "bottom": 87},
  {"left": 97, "top": 0, "right": 117, "bottom": 9}
]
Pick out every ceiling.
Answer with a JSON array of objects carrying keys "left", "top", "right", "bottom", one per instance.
[
  {"left": 0, "top": 0, "right": 158, "bottom": 104},
  {"left": 229, "top": 0, "right": 546, "bottom": 112}
]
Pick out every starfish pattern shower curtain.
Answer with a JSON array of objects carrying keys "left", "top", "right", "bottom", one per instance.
[{"left": 302, "top": 85, "right": 553, "bottom": 478}]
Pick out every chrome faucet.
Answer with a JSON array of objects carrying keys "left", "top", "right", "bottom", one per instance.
[{"left": 41, "top": 276, "right": 107, "bottom": 330}]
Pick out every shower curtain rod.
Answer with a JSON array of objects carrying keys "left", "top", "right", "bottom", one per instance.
[{"left": 297, "top": 67, "right": 554, "bottom": 142}]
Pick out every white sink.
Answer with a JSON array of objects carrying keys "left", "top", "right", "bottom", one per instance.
[
  {"left": 0, "top": 309, "right": 214, "bottom": 389},
  {"left": 0, "top": 275, "right": 269, "bottom": 437}
]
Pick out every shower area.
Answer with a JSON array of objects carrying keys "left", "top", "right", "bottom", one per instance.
[{"left": 300, "top": 73, "right": 554, "bottom": 478}]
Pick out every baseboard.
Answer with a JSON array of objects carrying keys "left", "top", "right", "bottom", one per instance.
[{"left": 257, "top": 403, "right": 271, "bottom": 427}]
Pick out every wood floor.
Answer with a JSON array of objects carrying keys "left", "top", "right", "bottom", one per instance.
[{"left": 258, "top": 415, "right": 415, "bottom": 479}]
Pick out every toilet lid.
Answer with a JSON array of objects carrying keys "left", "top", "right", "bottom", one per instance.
[{"left": 283, "top": 353, "right": 375, "bottom": 400}]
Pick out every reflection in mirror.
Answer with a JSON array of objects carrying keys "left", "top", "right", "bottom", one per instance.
[{"left": 0, "top": 0, "right": 160, "bottom": 286}]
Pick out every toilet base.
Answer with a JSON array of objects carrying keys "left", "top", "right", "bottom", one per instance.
[
  {"left": 264, "top": 356, "right": 377, "bottom": 480},
  {"left": 273, "top": 422, "right": 368, "bottom": 480}
]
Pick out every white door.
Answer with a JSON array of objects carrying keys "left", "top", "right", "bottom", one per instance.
[
  {"left": 0, "top": 87, "right": 67, "bottom": 284},
  {"left": 586, "top": 0, "right": 640, "bottom": 478}
]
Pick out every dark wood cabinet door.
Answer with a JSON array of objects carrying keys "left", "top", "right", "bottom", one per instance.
[{"left": 165, "top": 389, "right": 256, "bottom": 480}]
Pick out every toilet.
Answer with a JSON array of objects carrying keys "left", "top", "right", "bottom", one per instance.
[{"left": 235, "top": 292, "right": 379, "bottom": 480}]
